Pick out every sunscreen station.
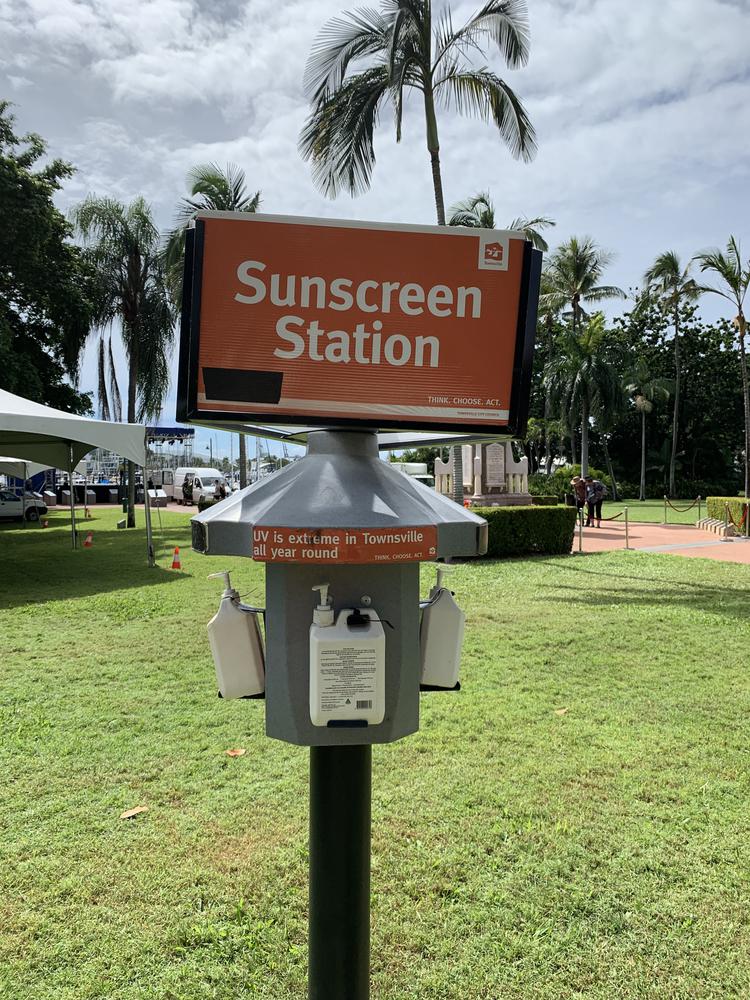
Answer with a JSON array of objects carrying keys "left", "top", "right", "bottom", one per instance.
[{"left": 178, "top": 211, "right": 542, "bottom": 1000}]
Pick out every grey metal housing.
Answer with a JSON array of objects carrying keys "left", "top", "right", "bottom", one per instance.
[
  {"left": 192, "top": 430, "right": 487, "bottom": 559},
  {"left": 192, "top": 430, "right": 487, "bottom": 746}
]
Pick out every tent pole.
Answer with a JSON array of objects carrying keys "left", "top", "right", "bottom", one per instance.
[
  {"left": 22, "top": 461, "right": 27, "bottom": 525},
  {"left": 143, "top": 462, "right": 155, "bottom": 568},
  {"left": 68, "top": 444, "right": 77, "bottom": 549}
]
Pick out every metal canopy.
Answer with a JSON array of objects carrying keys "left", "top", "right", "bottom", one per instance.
[
  {"left": 189, "top": 418, "right": 509, "bottom": 451},
  {"left": 192, "top": 430, "right": 487, "bottom": 559}
]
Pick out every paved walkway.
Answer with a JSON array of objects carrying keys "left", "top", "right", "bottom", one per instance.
[{"left": 575, "top": 519, "right": 750, "bottom": 563}]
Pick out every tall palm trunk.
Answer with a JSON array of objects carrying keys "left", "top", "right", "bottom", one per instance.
[
  {"left": 602, "top": 436, "right": 617, "bottom": 501},
  {"left": 640, "top": 410, "right": 647, "bottom": 501},
  {"left": 570, "top": 427, "right": 577, "bottom": 467},
  {"left": 580, "top": 397, "right": 589, "bottom": 478},
  {"left": 238, "top": 434, "right": 248, "bottom": 489},
  {"left": 544, "top": 319, "right": 554, "bottom": 474},
  {"left": 126, "top": 349, "right": 138, "bottom": 528},
  {"left": 669, "top": 304, "right": 680, "bottom": 497},
  {"left": 424, "top": 82, "right": 462, "bottom": 504},
  {"left": 738, "top": 313, "right": 749, "bottom": 497}
]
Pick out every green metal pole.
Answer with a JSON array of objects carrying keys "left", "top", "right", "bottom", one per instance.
[
  {"left": 309, "top": 745, "right": 371, "bottom": 1000},
  {"left": 663, "top": 495, "right": 667, "bottom": 525}
]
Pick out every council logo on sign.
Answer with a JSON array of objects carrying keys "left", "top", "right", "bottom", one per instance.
[{"left": 478, "top": 235, "right": 509, "bottom": 272}]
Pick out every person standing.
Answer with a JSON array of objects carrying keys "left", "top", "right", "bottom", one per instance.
[
  {"left": 585, "top": 475, "right": 607, "bottom": 527},
  {"left": 571, "top": 476, "right": 586, "bottom": 516}
]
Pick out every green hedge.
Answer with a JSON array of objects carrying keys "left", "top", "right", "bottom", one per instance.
[
  {"left": 473, "top": 505, "right": 577, "bottom": 558},
  {"left": 707, "top": 496, "right": 749, "bottom": 527},
  {"left": 531, "top": 495, "right": 558, "bottom": 506}
]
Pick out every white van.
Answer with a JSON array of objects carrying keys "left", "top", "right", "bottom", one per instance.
[{"left": 169, "top": 468, "right": 231, "bottom": 505}]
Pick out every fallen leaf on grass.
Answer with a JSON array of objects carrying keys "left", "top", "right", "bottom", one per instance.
[
  {"left": 553, "top": 707, "right": 569, "bottom": 716},
  {"left": 225, "top": 748, "right": 247, "bottom": 757},
  {"left": 120, "top": 805, "right": 148, "bottom": 820}
]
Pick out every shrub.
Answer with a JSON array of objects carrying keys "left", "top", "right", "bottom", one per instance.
[
  {"left": 528, "top": 465, "right": 611, "bottom": 502},
  {"left": 531, "top": 495, "right": 558, "bottom": 506},
  {"left": 473, "top": 505, "right": 577, "bottom": 558},
  {"left": 706, "top": 496, "right": 750, "bottom": 529}
]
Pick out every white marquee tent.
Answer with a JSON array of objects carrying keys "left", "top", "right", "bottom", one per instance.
[
  {"left": 0, "top": 389, "right": 153, "bottom": 560},
  {"left": 0, "top": 457, "right": 51, "bottom": 480}
]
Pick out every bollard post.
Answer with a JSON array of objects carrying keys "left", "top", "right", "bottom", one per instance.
[
  {"left": 745, "top": 501, "right": 749, "bottom": 540},
  {"left": 663, "top": 495, "right": 668, "bottom": 525},
  {"left": 577, "top": 509, "right": 583, "bottom": 553},
  {"left": 697, "top": 496, "right": 702, "bottom": 522},
  {"left": 624, "top": 507, "right": 630, "bottom": 550}
]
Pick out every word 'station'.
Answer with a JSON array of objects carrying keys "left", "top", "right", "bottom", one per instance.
[{"left": 252, "top": 526, "right": 438, "bottom": 564}]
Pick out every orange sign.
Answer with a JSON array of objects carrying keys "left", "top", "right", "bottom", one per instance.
[
  {"left": 178, "top": 213, "right": 541, "bottom": 434},
  {"left": 252, "top": 526, "right": 438, "bottom": 564}
]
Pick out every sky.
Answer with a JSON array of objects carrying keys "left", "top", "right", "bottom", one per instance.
[{"left": 2, "top": 0, "right": 749, "bottom": 461}]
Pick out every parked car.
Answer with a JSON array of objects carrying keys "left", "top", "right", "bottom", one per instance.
[{"left": 0, "top": 490, "right": 48, "bottom": 521}]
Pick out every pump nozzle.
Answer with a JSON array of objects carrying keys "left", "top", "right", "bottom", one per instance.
[
  {"left": 311, "top": 583, "right": 334, "bottom": 627},
  {"left": 435, "top": 563, "right": 455, "bottom": 590},
  {"left": 208, "top": 571, "right": 235, "bottom": 598}
]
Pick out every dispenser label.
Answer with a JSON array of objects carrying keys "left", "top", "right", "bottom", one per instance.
[
  {"left": 252, "top": 525, "right": 437, "bottom": 563},
  {"left": 318, "top": 646, "right": 378, "bottom": 715}
]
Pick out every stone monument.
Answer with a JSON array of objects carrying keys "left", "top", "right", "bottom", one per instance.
[{"left": 434, "top": 442, "right": 531, "bottom": 506}]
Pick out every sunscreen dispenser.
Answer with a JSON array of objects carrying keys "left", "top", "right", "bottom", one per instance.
[
  {"left": 207, "top": 571, "right": 265, "bottom": 698},
  {"left": 419, "top": 565, "right": 465, "bottom": 690},
  {"left": 309, "top": 584, "right": 386, "bottom": 727}
]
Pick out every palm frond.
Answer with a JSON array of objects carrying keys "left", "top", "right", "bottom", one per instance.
[
  {"left": 507, "top": 214, "right": 555, "bottom": 251},
  {"left": 303, "top": 6, "right": 391, "bottom": 101},
  {"left": 435, "top": 67, "right": 536, "bottom": 161},
  {"left": 694, "top": 238, "right": 748, "bottom": 308},
  {"left": 436, "top": 0, "right": 530, "bottom": 71},
  {"left": 584, "top": 284, "right": 627, "bottom": 302},
  {"left": 299, "top": 65, "right": 390, "bottom": 197},
  {"left": 448, "top": 191, "right": 495, "bottom": 227}
]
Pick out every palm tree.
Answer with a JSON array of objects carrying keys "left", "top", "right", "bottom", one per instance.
[
  {"left": 544, "top": 313, "right": 623, "bottom": 478},
  {"left": 73, "top": 196, "right": 175, "bottom": 527},
  {"left": 300, "top": 0, "right": 536, "bottom": 222},
  {"left": 625, "top": 359, "right": 671, "bottom": 501},
  {"left": 164, "top": 163, "right": 261, "bottom": 488},
  {"left": 448, "top": 190, "right": 554, "bottom": 250},
  {"left": 541, "top": 239, "right": 624, "bottom": 473},
  {"left": 694, "top": 237, "right": 750, "bottom": 497},
  {"left": 541, "top": 237, "right": 625, "bottom": 337},
  {"left": 301, "top": 0, "right": 537, "bottom": 505},
  {"left": 644, "top": 251, "right": 701, "bottom": 497}
]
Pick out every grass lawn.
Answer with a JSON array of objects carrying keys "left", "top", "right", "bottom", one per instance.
[
  {"left": 1, "top": 506, "right": 749, "bottom": 999},
  {"left": 602, "top": 498, "right": 704, "bottom": 525}
]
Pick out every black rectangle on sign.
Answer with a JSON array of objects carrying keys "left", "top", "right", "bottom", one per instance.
[{"left": 202, "top": 367, "right": 284, "bottom": 404}]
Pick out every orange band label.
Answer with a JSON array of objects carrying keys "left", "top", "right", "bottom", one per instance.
[{"left": 252, "top": 526, "right": 437, "bottom": 563}]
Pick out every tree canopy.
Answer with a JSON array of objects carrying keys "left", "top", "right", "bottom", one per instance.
[{"left": 0, "top": 102, "right": 94, "bottom": 412}]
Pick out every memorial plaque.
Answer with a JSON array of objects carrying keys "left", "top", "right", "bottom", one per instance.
[{"left": 484, "top": 443, "right": 506, "bottom": 488}]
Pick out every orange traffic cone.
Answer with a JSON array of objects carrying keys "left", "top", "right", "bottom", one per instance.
[
  {"left": 83, "top": 531, "right": 94, "bottom": 547},
  {"left": 171, "top": 546, "right": 182, "bottom": 570}
]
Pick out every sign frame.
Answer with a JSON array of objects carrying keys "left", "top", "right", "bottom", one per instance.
[{"left": 177, "top": 213, "right": 542, "bottom": 437}]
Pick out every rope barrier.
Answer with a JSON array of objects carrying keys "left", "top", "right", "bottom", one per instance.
[
  {"left": 726, "top": 504, "right": 749, "bottom": 529},
  {"left": 600, "top": 510, "right": 624, "bottom": 521},
  {"left": 665, "top": 497, "right": 700, "bottom": 513}
]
